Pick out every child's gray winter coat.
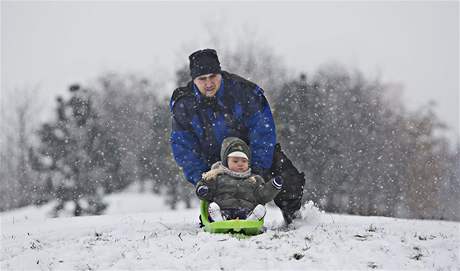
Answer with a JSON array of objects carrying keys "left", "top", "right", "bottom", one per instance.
[{"left": 195, "top": 137, "right": 282, "bottom": 210}]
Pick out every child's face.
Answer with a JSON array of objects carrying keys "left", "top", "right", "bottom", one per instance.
[{"left": 228, "top": 157, "right": 249, "bottom": 172}]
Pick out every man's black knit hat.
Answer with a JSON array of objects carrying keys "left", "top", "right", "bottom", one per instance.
[{"left": 189, "top": 49, "right": 222, "bottom": 79}]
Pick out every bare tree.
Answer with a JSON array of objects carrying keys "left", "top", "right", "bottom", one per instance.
[
  {"left": 0, "top": 85, "right": 44, "bottom": 210},
  {"left": 178, "top": 19, "right": 287, "bottom": 102},
  {"left": 273, "top": 65, "right": 458, "bottom": 220}
]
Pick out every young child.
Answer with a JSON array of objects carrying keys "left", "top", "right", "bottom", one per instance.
[{"left": 195, "top": 137, "right": 283, "bottom": 221}]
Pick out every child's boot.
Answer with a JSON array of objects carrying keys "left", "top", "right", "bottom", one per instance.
[
  {"left": 208, "top": 202, "right": 224, "bottom": 222},
  {"left": 247, "top": 204, "right": 266, "bottom": 220}
]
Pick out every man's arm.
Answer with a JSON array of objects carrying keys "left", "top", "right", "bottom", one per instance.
[
  {"left": 245, "top": 86, "right": 277, "bottom": 176},
  {"left": 170, "top": 99, "right": 208, "bottom": 185}
]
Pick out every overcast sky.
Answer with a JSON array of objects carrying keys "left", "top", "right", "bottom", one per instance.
[{"left": 2, "top": 1, "right": 459, "bottom": 140}]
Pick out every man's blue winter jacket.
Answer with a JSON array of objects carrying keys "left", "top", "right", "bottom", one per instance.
[{"left": 169, "top": 71, "right": 276, "bottom": 185}]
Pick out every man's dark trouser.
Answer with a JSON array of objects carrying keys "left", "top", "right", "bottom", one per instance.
[{"left": 269, "top": 144, "right": 306, "bottom": 216}]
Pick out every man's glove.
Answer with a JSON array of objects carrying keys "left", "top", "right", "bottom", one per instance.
[
  {"left": 271, "top": 176, "right": 283, "bottom": 190},
  {"left": 272, "top": 143, "right": 284, "bottom": 176}
]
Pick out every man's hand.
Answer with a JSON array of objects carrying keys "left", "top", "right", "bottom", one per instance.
[{"left": 272, "top": 143, "right": 284, "bottom": 176}]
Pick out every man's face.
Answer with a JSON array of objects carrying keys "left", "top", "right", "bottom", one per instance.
[
  {"left": 227, "top": 157, "right": 249, "bottom": 173},
  {"left": 193, "top": 73, "right": 222, "bottom": 97}
]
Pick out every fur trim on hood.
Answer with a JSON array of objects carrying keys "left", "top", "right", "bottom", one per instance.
[{"left": 202, "top": 161, "right": 251, "bottom": 181}]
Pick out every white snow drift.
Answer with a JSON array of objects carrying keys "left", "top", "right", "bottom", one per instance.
[{"left": 1, "top": 192, "right": 459, "bottom": 270}]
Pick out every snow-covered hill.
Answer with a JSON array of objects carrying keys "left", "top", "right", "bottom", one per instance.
[{"left": 1, "top": 192, "right": 459, "bottom": 270}]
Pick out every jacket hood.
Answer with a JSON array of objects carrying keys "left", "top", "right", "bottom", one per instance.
[{"left": 221, "top": 137, "right": 251, "bottom": 167}]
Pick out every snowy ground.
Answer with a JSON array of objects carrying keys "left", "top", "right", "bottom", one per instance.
[{"left": 1, "top": 192, "right": 459, "bottom": 270}]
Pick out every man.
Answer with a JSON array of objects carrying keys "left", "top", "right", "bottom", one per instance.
[{"left": 169, "top": 48, "right": 305, "bottom": 224}]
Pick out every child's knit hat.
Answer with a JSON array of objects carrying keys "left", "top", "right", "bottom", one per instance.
[
  {"left": 227, "top": 151, "right": 248, "bottom": 160},
  {"left": 221, "top": 137, "right": 251, "bottom": 167}
]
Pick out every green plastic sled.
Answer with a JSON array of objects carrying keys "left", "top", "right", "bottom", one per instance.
[{"left": 199, "top": 200, "right": 264, "bottom": 235}]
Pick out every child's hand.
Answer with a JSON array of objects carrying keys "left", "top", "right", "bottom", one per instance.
[
  {"left": 272, "top": 176, "right": 283, "bottom": 190},
  {"left": 196, "top": 185, "right": 209, "bottom": 197}
]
